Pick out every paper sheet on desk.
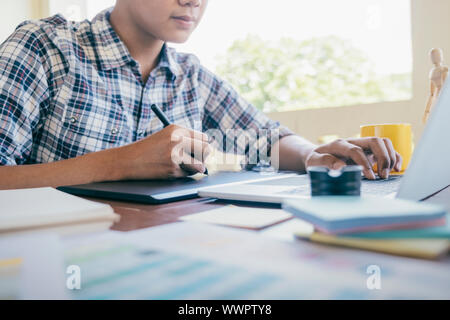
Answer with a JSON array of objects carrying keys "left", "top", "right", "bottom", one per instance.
[{"left": 179, "top": 205, "right": 292, "bottom": 229}]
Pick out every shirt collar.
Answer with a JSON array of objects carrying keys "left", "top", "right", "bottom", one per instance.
[
  {"left": 91, "top": 8, "right": 133, "bottom": 70},
  {"left": 91, "top": 8, "right": 182, "bottom": 79},
  {"left": 158, "top": 44, "right": 183, "bottom": 79}
]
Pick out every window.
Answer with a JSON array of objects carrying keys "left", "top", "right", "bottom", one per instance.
[{"left": 49, "top": 0, "right": 413, "bottom": 113}]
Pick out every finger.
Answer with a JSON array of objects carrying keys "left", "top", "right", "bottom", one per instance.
[
  {"left": 307, "top": 152, "right": 346, "bottom": 171},
  {"left": 317, "top": 139, "right": 376, "bottom": 179},
  {"left": 366, "top": 153, "right": 376, "bottom": 167},
  {"left": 394, "top": 151, "right": 403, "bottom": 172},
  {"left": 342, "top": 141, "right": 377, "bottom": 179},
  {"left": 165, "top": 159, "right": 189, "bottom": 178},
  {"left": 171, "top": 146, "right": 205, "bottom": 166},
  {"left": 349, "top": 138, "right": 391, "bottom": 179},
  {"left": 180, "top": 163, "right": 206, "bottom": 175},
  {"left": 169, "top": 166, "right": 189, "bottom": 178},
  {"left": 179, "top": 152, "right": 206, "bottom": 174},
  {"left": 170, "top": 151, "right": 205, "bottom": 175},
  {"left": 369, "top": 138, "right": 391, "bottom": 179},
  {"left": 382, "top": 138, "right": 397, "bottom": 170},
  {"left": 180, "top": 137, "right": 211, "bottom": 162}
]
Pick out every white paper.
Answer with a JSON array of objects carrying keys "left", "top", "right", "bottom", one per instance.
[
  {"left": 0, "top": 187, "right": 117, "bottom": 230},
  {"left": 179, "top": 205, "right": 292, "bottom": 229},
  {"left": 259, "top": 218, "right": 314, "bottom": 242}
]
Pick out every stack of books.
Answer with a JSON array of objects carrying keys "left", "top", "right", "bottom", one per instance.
[
  {"left": 283, "top": 196, "right": 449, "bottom": 259},
  {"left": 0, "top": 187, "right": 120, "bottom": 236}
]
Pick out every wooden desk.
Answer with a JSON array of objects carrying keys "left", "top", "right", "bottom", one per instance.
[{"left": 84, "top": 185, "right": 450, "bottom": 232}]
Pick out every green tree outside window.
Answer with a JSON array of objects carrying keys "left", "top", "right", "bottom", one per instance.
[{"left": 215, "top": 35, "right": 411, "bottom": 112}]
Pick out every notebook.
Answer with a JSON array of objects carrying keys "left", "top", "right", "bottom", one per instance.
[
  {"left": 0, "top": 187, "right": 120, "bottom": 236},
  {"left": 295, "top": 232, "right": 449, "bottom": 259},
  {"left": 282, "top": 196, "right": 447, "bottom": 234},
  {"left": 345, "top": 214, "right": 450, "bottom": 239}
]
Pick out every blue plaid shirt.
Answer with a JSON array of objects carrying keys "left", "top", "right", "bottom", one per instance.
[{"left": 0, "top": 8, "right": 292, "bottom": 166}]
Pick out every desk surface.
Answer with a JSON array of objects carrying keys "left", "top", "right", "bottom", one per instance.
[
  {"left": 80, "top": 185, "right": 450, "bottom": 299},
  {"left": 83, "top": 185, "right": 450, "bottom": 232}
]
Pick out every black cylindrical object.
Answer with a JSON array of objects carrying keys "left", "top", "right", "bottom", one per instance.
[{"left": 308, "top": 165, "right": 362, "bottom": 196}]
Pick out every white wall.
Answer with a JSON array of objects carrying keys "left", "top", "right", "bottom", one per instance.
[{"left": 0, "top": 0, "right": 31, "bottom": 44}]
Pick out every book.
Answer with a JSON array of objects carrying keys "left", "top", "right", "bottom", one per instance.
[
  {"left": 345, "top": 214, "right": 450, "bottom": 239},
  {"left": 282, "top": 196, "right": 447, "bottom": 234},
  {"left": 0, "top": 187, "right": 119, "bottom": 236}
]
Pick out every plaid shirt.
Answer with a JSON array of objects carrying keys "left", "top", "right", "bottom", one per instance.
[{"left": 0, "top": 8, "right": 292, "bottom": 166}]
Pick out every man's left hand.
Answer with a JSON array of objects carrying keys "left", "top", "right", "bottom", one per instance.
[{"left": 305, "top": 137, "right": 403, "bottom": 180}]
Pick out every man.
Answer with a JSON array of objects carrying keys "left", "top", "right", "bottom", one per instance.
[{"left": 0, "top": 0, "right": 401, "bottom": 190}]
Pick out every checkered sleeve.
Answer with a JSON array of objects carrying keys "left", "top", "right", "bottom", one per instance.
[
  {"left": 198, "top": 65, "right": 294, "bottom": 166},
  {"left": 0, "top": 23, "right": 50, "bottom": 165}
]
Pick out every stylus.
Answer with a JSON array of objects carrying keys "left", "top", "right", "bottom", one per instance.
[{"left": 151, "top": 104, "right": 208, "bottom": 175}]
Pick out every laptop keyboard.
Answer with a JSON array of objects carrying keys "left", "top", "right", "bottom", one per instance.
[
  {"left": 273, "top": 175, "right": 402, "bottom": 196},
  {"left": 361, "top": 175, "right": 402, "bottom": 195},
  {"left": 279, "top": 184, "right": 311, "bottom": 195}
]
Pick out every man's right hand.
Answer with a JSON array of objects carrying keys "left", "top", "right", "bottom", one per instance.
[
  {"left": 116, "top": 124, "right": 212, "bottom": 180},
  {"left": 0, "top": 124, "right": 212, "bottom": 190}
]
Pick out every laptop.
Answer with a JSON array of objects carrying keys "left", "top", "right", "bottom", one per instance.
[{"left": 198, "top": 78, "right": 450, "bottom": 204}]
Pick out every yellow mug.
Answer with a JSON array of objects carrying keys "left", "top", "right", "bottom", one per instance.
[{"left": 360, "top": 123, "right": 413, "bottom": 174}]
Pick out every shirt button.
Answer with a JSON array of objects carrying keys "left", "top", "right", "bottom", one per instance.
[
  {"left": 69, "top": 116, "right": 78, "bottom": 124},
  {"left": 111, "top": 128, "right": 119, "bottom": 135}
]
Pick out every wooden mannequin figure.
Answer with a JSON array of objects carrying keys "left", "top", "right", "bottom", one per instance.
[{"left": 423, "top": 48, "right": 448, "bottom": 123}]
